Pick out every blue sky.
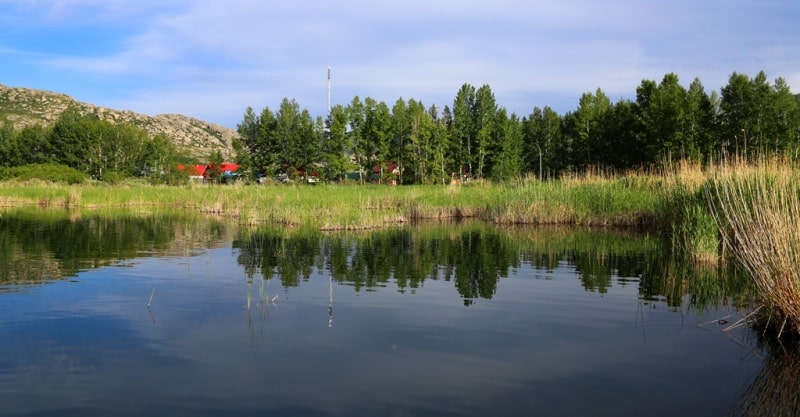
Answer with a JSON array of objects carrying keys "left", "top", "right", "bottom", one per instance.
[{"left": 1, "top": 0, "right": 798, "bottom": 128}]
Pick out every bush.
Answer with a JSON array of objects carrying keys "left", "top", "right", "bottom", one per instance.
[
  {"left": 0, "top": 163, "right": 88, "bottom": 184},
  {"left": 102, "top": 171, "right": 124, "bottom": 185}
]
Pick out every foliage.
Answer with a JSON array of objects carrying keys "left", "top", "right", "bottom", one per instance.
[
  {"left": 0, "top": 163, "right": 88, "bottom": 184},
  {"left": 236, "top": 98, "right": 322, "bottom": 181},
  {"left": 0, "top": 106, "right": 187, "bottom": 182},
  {"left": 232, "top": 70, "right": 800, "bottom": 184}
]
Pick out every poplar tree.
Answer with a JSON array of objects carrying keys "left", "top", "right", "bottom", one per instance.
[
  {"left": 451, "top": 83, "right": 476, "bottom": 179},
  {"left": 523, "top": 106, "right": 562, "bottom": 179},
  {"left": 322, "top": 105, "right": 352, "bottom": 181}
]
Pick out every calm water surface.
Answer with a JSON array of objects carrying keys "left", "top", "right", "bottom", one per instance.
[{"left": 0, "top": 211, "right": 790, "bottom": 416}]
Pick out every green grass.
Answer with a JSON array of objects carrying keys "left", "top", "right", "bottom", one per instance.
[
  {"left": 0, "top": 172, "right": 681, "bottom": 232},
  {"left": 0, "top": 162, "right": 765, "bottom": 250}
]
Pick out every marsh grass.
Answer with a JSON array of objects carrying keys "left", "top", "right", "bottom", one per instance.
[
  {"left": 0, "top": 162, "right": 772, "bottom": 247},
  {"left": 0, "top": 171, "right": 686, "bottom": 230},
  {"left": 636, "top": 159, "right": 728, "bottom": 265},
  {"left": 705, "top": 158, "right": 800, "bottom": 337}
]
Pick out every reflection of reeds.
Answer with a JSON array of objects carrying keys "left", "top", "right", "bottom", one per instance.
[
  {"left": 147, "top": 288, "right": 155, "bottom": 308},
  {"left": 707, "top": 158, "right": 800, "bottom": 337},
  {"left": 734, "top": 343, "right": 800, "bottom": 417}
]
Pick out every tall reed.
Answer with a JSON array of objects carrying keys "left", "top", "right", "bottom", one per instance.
[
  {"left": 706, "top": 158, "right": 800, "bottom": 337},
  {"left": 659, "top": 160, "right": 721, "bottom": 264}
]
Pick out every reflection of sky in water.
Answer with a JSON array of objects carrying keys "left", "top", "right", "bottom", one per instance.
[{"left": 0, "top": 243, "right": 763, "bottom": 416}]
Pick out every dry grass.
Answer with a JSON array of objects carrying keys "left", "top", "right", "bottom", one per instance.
[{"left": 706, "top": 157, "right": 800, "bottom": 337}]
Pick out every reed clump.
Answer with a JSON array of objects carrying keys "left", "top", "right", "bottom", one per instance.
[
  {"left": 660, "top": 160, "right": 721, "bottom": 265},
  {"left": 706, "top": 158, "right": 800, "bottom": 337}
]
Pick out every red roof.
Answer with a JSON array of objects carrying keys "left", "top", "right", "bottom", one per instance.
[
  {"left": 219, "top": 163, "right": 239, "bottom": 173},
  {"left": 175, "top": 164, "right": 207, "bottom": 176},
  {"left": 176, "top": 163, "right": 239, "bottom": 177}
]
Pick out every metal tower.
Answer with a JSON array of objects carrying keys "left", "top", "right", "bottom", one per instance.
[{"left": 327, "top": 66, "right": 331, "bottom": 117}]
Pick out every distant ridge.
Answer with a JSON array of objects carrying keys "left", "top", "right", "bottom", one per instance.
[{"left": 0, "top": 84, "right": 237, "bottom": 160}]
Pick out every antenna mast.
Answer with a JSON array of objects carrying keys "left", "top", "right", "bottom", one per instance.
[{"left": 327, "top": 66, "right": 331, "bottom": 117}]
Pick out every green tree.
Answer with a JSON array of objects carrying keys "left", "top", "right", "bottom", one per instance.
[
  {"left": 523, "top": 106, "right": 562, "bottom": 179},
  {"left": 769, "top": 77, "right": 800, "bottom": 156},
  {"left": 0, "top": 121, "right": 16, "bottom": 166},
  {"left": 390, "top": 98, "right": 410, "bottom": 184},
  {"left": 322, "top": 104, "right": 352, "bottom": 181},
  {"left": 257, "top": 107, "right": 280, "bottom": 173},
  {"left": 207, "top": 150, "right": 224, "bottom": 183},
  {"left": 296, "top": 108, "right": 322, "bottom": 175},
  {"left": 237, "top": 105, "right": 281, "bottom": 176},
  {"left": 275, "top": 98, "right": 301, "bottom": 174},
  {"left": 473, "top": 84, "right": 498, "bottom": 179},
  {"left": 718, "top": 71, "right": 773, "bottom": 157},
  {"left": 603, "top": 100, "right": 643, "bottom": 169},
  {"left": 450, "top": 83, "right": 476, "bottom": 179},
  {"left": 490, "top": 109, "right": 523, "bottom": 181},
  {"left": 406, "top": 99, "right": 434, "bottom": 184},
  {"left": 50, "top": 107, "right": 96, "bottom": 174},
  {"left": 429, "top": 105, "right": 451, "bottom": 185},
  {"left": 657, "top": 73, "right": 691, "bottom": 160},
  {"left": 347, "top": 96, "right": 367, "bottom": 182},
  {"left": 16, "top": 124, "right": 53, "bottom": 165},
  {"left": 141, "top": 133, "right": 179, "bottom": 183},
  {"left": 571, "top": 88, "right": 611, "bottom": 169},
  {"left": 113, "top": 123, "right": 147, "bottom": 176},
  {"left": 684, "top": 78, "right": 715, "bottom": 160},
  {"left": 235, "top": 106, "right": 258, "bottom": 176},
  {"left": 367, "top": 98, "right": 394, "bottom": 182}
]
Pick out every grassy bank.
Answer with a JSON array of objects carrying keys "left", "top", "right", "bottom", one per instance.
[
  {"left": 0, "top": 161, "right": 787, "bottom": 261},
  {"left": 0, "top": 175, "right": 666, "bottom": 230}
]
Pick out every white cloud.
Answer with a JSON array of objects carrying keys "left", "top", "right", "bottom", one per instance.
[{"left": 2, "top": 0, "right": 799, "bottom": 126}]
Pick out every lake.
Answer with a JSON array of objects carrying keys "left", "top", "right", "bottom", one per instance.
[{"left": 0, "top": 209, "right": 794, "bottom": 416}]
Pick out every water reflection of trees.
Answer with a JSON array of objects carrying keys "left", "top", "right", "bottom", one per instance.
[
  {"left": 236, "top": 225, "right": 518, "bottom": 303},
  {"left": 0, "top": 208, "right": 232, "bottom": 286},
  {"left": 1, "top": 209, "right": 754, "bottom": 314},
  {"left": 235, "top": 224, "right": 754, "bottom": 311}
]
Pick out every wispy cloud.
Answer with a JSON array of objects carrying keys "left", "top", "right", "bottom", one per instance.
[{"left": 0, "top": 0, "right": 797, "bottom": 126}]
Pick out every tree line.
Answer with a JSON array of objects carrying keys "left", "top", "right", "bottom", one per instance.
[
  {"left": 236, "top": 70, "right": 800, "bottom": 183},
  {"left": 1, "top": 70, "right": 797, "bottom": 185},
  {"left": 0, "top": 107, "right": 182, "bottom": 182}
]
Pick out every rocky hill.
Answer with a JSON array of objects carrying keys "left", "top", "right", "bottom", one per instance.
[{"left": 0, "top": 84, "right": 237, "bottom": 160}]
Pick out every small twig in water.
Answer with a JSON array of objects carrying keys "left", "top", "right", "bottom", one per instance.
[
  {"left": 147, "top": 288, "right": 156, "bottom": 308},
  {"left": 722, "top": 305, "right": 764, "bottom": 332}
]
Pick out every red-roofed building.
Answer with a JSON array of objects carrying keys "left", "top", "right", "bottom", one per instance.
[{"left": 176, "top": 163, "right": 239, "bottom": 183}]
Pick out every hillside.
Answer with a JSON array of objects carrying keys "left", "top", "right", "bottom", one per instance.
[{"left": 0, "top": 84, "right": 237, "bottom": 161}]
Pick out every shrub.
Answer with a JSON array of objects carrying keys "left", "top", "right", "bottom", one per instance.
[
  {"left": 102, "top": 171, "right": 124, "bottom": 185},
  {"left": 0, "top": 163, "right": 88, "bottom": 184}
]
